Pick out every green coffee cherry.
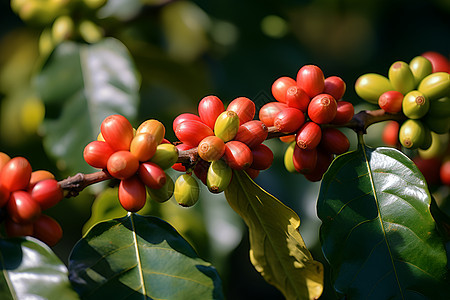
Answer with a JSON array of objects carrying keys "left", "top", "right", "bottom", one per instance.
[
  {"left": 52, "top": 15, "right": 74, "bottom": 44},
  {"left": 402, "top": 90, "right": 429, "bottom": 119},
  {"left": 150, "top": 143, "right": 179, "bottom": 170},
  {"left": 78, "top": 20, "right": 103, "bottom": 43},
  {"left": 419, "top": 126, "right": 432, "bottom": 151},
  {"left": 428, "top": 96, "right": 450, "bottom": 118},
  {"left": 206, "top": 159, "right": 232, "bottom": 193},
  {"left": 409, "top": 56, "right": 432, "bottom": 86},
  {"left": 355, "top": 73, "right": 393, "bottom": 104},
  {"left": 423, "top": 115, "right": 450, "bottom": 134},
  {"left": 284, "top": 141, "right": 296, "bottom": 173},
  {"left": 147, "top": 173, "right": 174, "bottom": 203},
  {"left": 214, "top": 111, "right": 240, "bottom": 142},
  {"left": 174, "top": 174, "right": 199, "bottom": 207},
  {"left": 418, "top": 132, "right": 449, "bottom": 159},
  {"left": 399, "top": 119, "right": 426, "bottom": 149},
  {"left": 388, "top": 61, "right": 415, "bottom": 94},
  {"left": 418, "top": 72, "right": 450, "bottom": 101}
]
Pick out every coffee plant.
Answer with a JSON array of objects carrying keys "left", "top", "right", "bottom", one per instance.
[{"left": 1, "top": 1, "right": 449, "bottom": 299}]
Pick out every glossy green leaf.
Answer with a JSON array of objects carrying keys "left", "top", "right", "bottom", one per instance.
[
  {"left": 0, "top": 237, "right": 79, "bottom": 300},
  {"left": 35, "top": 38, "right": 139, "bottom": 174},
  {"left": 318, "top": 140, "right": 450, "bottom": 299},
  {"left": 69, "top": 213, "right": 223, "bottom": 299},
  {"left": 224, "top": 170, "right": 323, "bottom": 300}
]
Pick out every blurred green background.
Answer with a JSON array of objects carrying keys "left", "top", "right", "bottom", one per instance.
[{"left": 0, "top": 0, "right": 449, "bottom": 298}]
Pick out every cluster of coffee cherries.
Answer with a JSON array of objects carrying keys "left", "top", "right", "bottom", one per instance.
[
  {"left": 83, "top": 115, "right": 179, "bottom": 212},
  {"left": 260, "top": 65, "right": 354, "bottom": 181},
  {"left": 0, "top": 153, "right": 63, "bottom": 246},
  {"left": 356, "top": 51, "right": 450, "bottom": 150},
  {"left": 172, "top": 95, "right": 273, "bottom": 205}
]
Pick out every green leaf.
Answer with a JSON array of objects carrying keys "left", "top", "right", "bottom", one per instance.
[
  {"left": 35, "top": 38, "right": 139, "bottom": 174},
  {"left": 0, "top": 237, "right": 79, "bottom": 300},
  {"left": 224, "top": 170, "right": 323, "bottom": 300},
  {"left": 317, "top": 140, "right": 450, "bottom": 299},
  {"left": 69, "top": 213, "right": 223, "bottom": 299}
]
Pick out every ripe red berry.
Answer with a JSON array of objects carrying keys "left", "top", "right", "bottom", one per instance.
[
  {"left": 245, "top": 168, "right": 260, "bottom": 180},
  {"left": 30, "top": 179, "right": 63, "bottom": 210},
  {"left": 83, "top": 141, "right": 115, "bottom": 169},
  {"left": 421, "top": 51, "right": 450, "bottom": 73},
  {"left": 250, "top": 144, "right": 274, "bottom": 170},
  {"left": 28, "top": 170, "right": 55, "bottom": 191},
  {"left": 0, "top": 185, "right": 10, "bottom": 207},
  {"left": 413, "top": 157, "right": 441, "bottom": 186},
  {"left": 198, "top": 95, "right": 225, "bottom": 129},
  {"left": 119, "top": 176, "right": 147, "bottom": 212},
  {"left": 308, "top": 94, "right": 337, "bottom": 124},
  {"left": 297, "top": 65, "right": 325, "bottom": 98},
  {"left": 139, "top": 162, "right": 166, "bottom": 190},
  {"left": 272, "top": 76, "right": 297, "bottom": 102},
  {"left": 227, "top": 97, "right": 256, "bottom": 125},
  {"left": 382, "top": 121, "right": 400, "bottom": 147},
  {"left": 440, "top": 160, "right": 450, "bottom": 186},
  {"left": 273, "top": 108, "right": 305, "bottom": 133},
  {"left": 234, "top": 120, "right": 268, "bottom": 149},
  {"left": 0, "top": 152, "right": 11, "bottom": 171},
  {"left": 378, "top": 90, "right": 403, "bottom": 114},
  {"left": 7, "top": 191, "right": 41, "bottom": 223},
  {"left": 331, "top": 101, "right": 354, "bottom": 125},
  {"left": 304, "top": 150, "right": 334, "bottom": 182},
  {"left": 100, "top": 114, "right": 134, "bottom": 151},
  {"left": 279, "top": 135, "right": 295, "bottom": 143},
  {"left": 296, "top": 122, "right": 322, "bottom": 150},
  {"left": 223, "top": 141, "right": 253, "bottom": 170},
  {"left": 259, "top": 102, "right": 287, "bottom": 127},
  {"left": 33, "top": 214, "right": 63, "bottom": 247},
  {"left": 323, "top": 76, "right": 346, "bottom": 101},
  {"left": 285, "top": 86, "right": 310, "bottom": 112},
  {"left": 172, "top": 113, "right": 201, "bottom": 133},
  {"left": 107, "top": 151, "right": 139, "bottom": 180},
  {"left": 5, "top": 218, "right": 34, "bottom": 237},
  {"left": 198, "top": 136, "right": 226, "bottom": 162},
  {"left": 292, "top": 146, "right": 317, "bottom": 174},
  {"left": 175, "top": 120, "right": 214, "bottom": 147},
  {"left": 319, "top": 128, "right": 350, "bottom": 155},
  {"left": 0, "top": 157, "right": 32, "bottom": 192}
]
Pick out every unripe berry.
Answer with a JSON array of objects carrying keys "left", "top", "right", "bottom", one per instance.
[
  {"left": 223, "top": 141, "right": 253, "bottom": 170},
  {"left": 259, "top": 102, "right": 287, "bottom": 127},
  {"left": 107, "top": 151, "right": 139, "bottom": 180},
  {"left": 402, "top": 90, "right": 429, "bottom": 119},
  {"left": 418, "top": 72, "right": 450, "bottom": 101},
  {"left": 250, "top": 144, "right": 274, "bottom": 170},
  {"left": 198, "top": 136, "right": 226, "bottom": 162},
  {"left": 100, "top": 115, "right": 134, "bottom": 151},
  {"left": 30, "top": 179, "right": 63, "bottom": 210},
  {"left": 198, "top": 95, "right": 225, "bottom": 129},
  {"left": 119, "top": 176, "right": 147, "bottom": 212},
  {"left": 283, "top": 142, "right": 296, "bottom": 173},
  {"left": 7, "top": 191, "right": 41, "bottom": 223},
  {"left": 175, "top": 120, "right": 214, "bottom": 147},
  {"left": 273, "top": 108, "right": 305, "bottom": 133},
  {"left": 207, "top": 159, "right": 232, "bottom": 193},
  {"left": 307, "top": 94, "right": 337, "bottom": 124},
  {"left": 423, "top": 115, "right": 450, "bottom": 134},
  {"left": 227, "top": 97, "right": 256, "bottom": 125},
  {"left": 388, "top": 61, "right": 415, "bottom": 95},
  {"left": 296, "top": 122, "right": 322, "bottom": 150},
  {"left": 150, "top": 143, "right": 179, "bottom": 170},
  {"left": 355, "top": 73, "right": 393, "bottom": 104},
  {"left": 293, "top": 146, "right": 317, "bottom": 174},
  {"left": 172, "top": 113, "right": 201, "bottom": 133},
  {"left": 147, "top": 173, "right": 174, "bottom": 203},
  {"left": 331, "top": 101, "right": 354, "bottom": 125},
  {"left": 296, "top": 65, "right": 325, "bottom": 98},
  {"left": 378, "top": 91, "right": 403, "bottom": 114},
  {"left": 382, "top": 121, "right": 400, "bottom": 147},
  {"left": 323, "top": 76, "right": 346, "bottom": 101},
  {"left": 319, "top": 128, "right": 350, "bottom": 155},
  {"left": 83, "top": 141, "right": 115, "bottom": 169},
  {"left": 174, "top": 174, "right": 199, "bottom": 207},
  {"left": 138, "top": 162, "right": 166, "bottom": 190},
  {"left": 399, "top": 119, "right": 426, "bottom": 149},
  {"left": 32, "top": 215, "right": 63, "bottom": 247},
  {"left": 234, "top": 120, "right": 268, "bottom": 149},
  {"left": 136, "top": 119, "right": 165, "bottom": 145},
  {"left": 5, "top": 218, "right": 34, "bottom": 237},
  {"left": 0, "top": 157, "right": 32, "bottom": 192},
  {"left": 272, "top": 76, "right": 296, "bottom": 102},
  {"left": 214, "top": 111, "right": 240, "bottom": 142},
  {"left": 409, "top": 56, "right": 432, "bottom": 86},
  {"left": 130, "top": 133, "right": 158, "bottom": 162},
  {"left": 428, "top": 96, "right": 450, "bottom": 118},
  {"left": 285, "top": 86, "right": 310, "bottom": 112}
]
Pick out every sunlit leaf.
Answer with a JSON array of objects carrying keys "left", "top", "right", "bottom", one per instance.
[
  {"left": 69, "top": 213, "right": 223, "bottom": 299},
  {"left": 318, "top": 139, "right": 450, "bottom": 299},
  {"left": 225, "top": 170, "right": 323, "bottom": 300}
]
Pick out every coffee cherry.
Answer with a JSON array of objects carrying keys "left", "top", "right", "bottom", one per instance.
[
  {"left": 428, "top": 96, "right": 450, "bottom": 118},
  {"left": 250, "top": 144, "right": 274, "bottom": 170},
  {"left": 440, "top": 160, "right": 450, "bottom": 186},
  {"left": 5, "top": 218, "right": 34, "bottom": 237},
  {"left": 150, "top": 143, "right": 179, "bottom": 170},
  {"left": 419, "top": 127, "right": 432, "bottom": 151},
  {"left": 147, "top": 173, "right": 174, "bottom": 203},
  {"left": 388, "top": 61, "right": 415, "bottom": 95},
  {"left": 198, "top": 136, "right": 226, "bottom": 162},
  {"left": 198, "top": 95, "right": 225, "bottom": 129},
  {"left": 0, "top": 157, "right": 32, "bottom": 192},
  {"left": 273, "top": 107, "right": 305, "bottom": 133},
  {"left": 28, "top": 170, "right": 55, "bottom": 191},
  {"left": 378, "top": 91, "right": 403, "bottom": 114},
  {"left": 284, "top": 142, "right": 296, "bottom": 173},
  {"left": 234, "top": 120, "right": 268, "bottom": 149},
  {"left": 83, "top": 141, "right": 115, "bottom": 169},
  {"left": 214, "top": 111, "right": 240, "bottom": 142},
  {"left": 382, "top": 121, "right": 400, "bottom": 146},
  {"left": 304, "top": 150, "right": 334, "bottom": 182},
  {"left": 244, "top": 168, "right": 260, "bottom": 180},
  {"left": 7, "top": 191, "right": 41, "bottom": 223},
  {"left": 175, "top": 120, "right": 214, "bottom": 147},
  {"left": 279, "top": 135, "right": 296, "bottom": 143},
  {"left": 272, "top": 76, "right": 296, "bottom": 102},
  {"left": 172, "top": 113, "right": 201, "bottom": 133},
  {"left": 296, "top": 122, "right": 322, "bottom": 150},
  {"left": 355, "top": 73, "right": 393, "bottom": 104},
  {"left": 293, "top": 146, "right": 317, "bottom": 174},
  {"left": 0, "top": 185, "right": 10, "bottom": 207},
  {"left": 193, "top": 159, "right": 210, "bottom": 185},
  {"left": 323, "top": 76, "right": 346, "bottom": 101},
  {"left": 139, "top": 162, "right": 166, "bottom": 190},
  {"left": 308, "top": 94, "right": 337, "bottom": 124},
  {"left": 402, "top": 90, "right": 429, "bottom": 119},
  {"left": 319, "top": 128, "right": 350, "bottom": 155},
  {"left": 399, "top": 119, "right": 426, "bottom": 149},
  {"left": 419, "top": 132, "right": 449, "bottom": 159},
  {"left": 409, "top": 56, "right": 432, "bottom": 86},
  {"left": 223, "top": 141, "right": 253, "bottom": 170},
  {"left": 259, "top": 102, "right": 287, "bottom": 127},
  {"left": 331, "top": 101, "right": 354, "bottom": 125},
  {"left": 421, "top": 51, "right": 450, "bottom": 73},
  {"left": 285, "top": 86, "right": 310, "bottom": 112},
  {"left": 418, "top": 72, "right": 450, "bottom": 101},
  {"left": 207, "top": 159, "right": 232, "bottom": 193},
  {"left": 119, "top": 176, "right": 147, "bottom": 212},
  {"left": 100, "top": 115, "right": 134, "bottom": 151},
  {"left": 414, "top": 157, "right": 442, "bottom": 185},
  {"left": 296, "top": 65, "right": 325, "bottom": 98},
  {"left": 0, "top": 152, "right": 11, "bottom": 170},
  {"left": 174, "top": 174, "right": 199, "bottom": 207},
  {"left": 107, "top": 151, "right": 139, "bottom": 180},
  {"left": 136, "top": 119, "right": 166, "bottom": 145},
  {"left": 130, "top": 133, "right": 158, "bottom": 162},
  {"left": 30, "top": 179, "right": 63, "bottom": 210},
  {"left": 32, "top": 214, "right": 63, "bottom": 247},
  {"left": 227, "top": 97, "right": 256, "bottom": 125}
]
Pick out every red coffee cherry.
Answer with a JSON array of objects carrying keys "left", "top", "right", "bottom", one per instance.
[
  {"left": 198, "top": 136, "right": 226, "bottom": 162},
  {"left": 421, "top": 51, "right": 450, "bottom": 73},
  {"left": 323, "top": 76, "right": 346, "bottom": 101},
  {"left": 234, "top": 120, "right": 268, "bottom": 149},
  {"left": 227, "top": 97, "right": 256, "bottom": 125},
  {"left": 296, "top": 122, "right": 322, "bottom": 150},
  {"left": 28, "top": 170, "right": 55, "bottom": 191},
  {"left": 308, "top": 94, "right": 337, "bottom": 124},
  {"left": 100, "top": 114, "right": 134, "bottom": 151},
  {"left": 33, "top": 214, "right": 63, "bottom": 247},
  {"left": 175, "top": 120, "right": 214, "bottom": 147},
  {"left": 193, "top": 159, "right": 210, "bottom": 185},
  {"left": 7, "top": 191, "right": 41, "bottom": 223},
  {"left": 378, "top": 90, "right": 403, "bottom": 114},
  {"left": 5, "top": 218, "right": 34, "bottom": 237},
  {"left": 319, "top": 128, "right": 350, "bottom": 155},
  {"left": 331, "top": 101, "right": 354, "bottom": 125},
  {"left": 119, "top": 176, "right": 147, "bottom": 212},
  {"left": 382, "top": 121, "right": 400, "bottom": 146},
  {"left": 293, "top": 146, "right": 317, "bottom": 174},
  {"left": 274, "top": 107, "right": 305, "bottom": 133},
  {"left": 198, "top": 95, "right": 225, "bottom": 129},
  {"left": 136, "top": 119, "right": 166, "bottom": 145},
  {"left": 0, "top": 157, "right": 32, "bottom": 192},
  {"left": 139, "top": 162, "right": 166, "bottom": 190},
  {"left": 259, "top": 102, "right": 287, "bottom": 127},
  {"left": 83, "top": 141, "right": 115, "bottom": 169},
  {"left": 0, "top": 152, "right": 11, "bottom": 171},
  {"left": 279, "top": 135, "right": 295, "bottom": 143},
  {"left": 30, "top": 179, "right": 63, "bottom": 210},
  {"left": 296, "top": 65, "right": 325, "bottom": 98},
  {"left": 285, "top": 86, "right": 310, "bottom": 112},
  {"left": 272, "top": 76, "right": 296, "bottom": 103},
  {"left": 250, "top": 144, "right": 274, "bottom": 170},
  {"left": 414, "top": 157, "right": 441, "bottom": 186},
  {"left": 223, "top": 141, "right": 253, "bottom": 170},
  {"left": 304, "top": 150, "right": 334, "bottom": 182},
  {"left": 130, "top": 133, "right": 158, "bottom": 162},
  {"left": 172, "top": 113, "right": 201, "bottom": 133},
  {"left": 245, "top": 168, "right": 260, "bottom": 180},
  {"left": 440, "top": 160, "right": 450, "bottom": 186},
  {"left": 0, "top": 185, "right": 10, "bottom": 207},
  {"left": 107, "top": 151, "right": 139, "bottom": 180}
]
